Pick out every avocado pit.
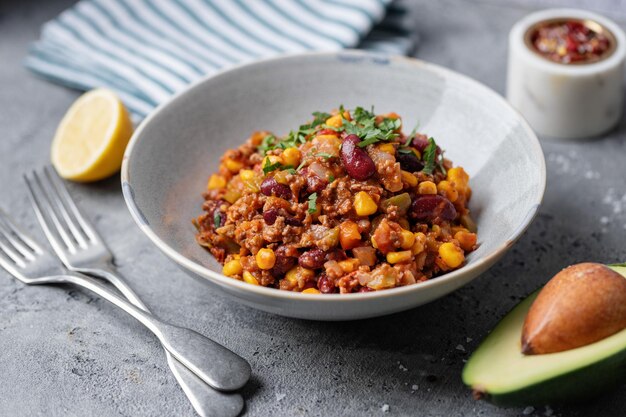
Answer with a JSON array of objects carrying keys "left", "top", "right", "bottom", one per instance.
[{"left": 521, "top": 262, "right": 626, "bottom": 355}]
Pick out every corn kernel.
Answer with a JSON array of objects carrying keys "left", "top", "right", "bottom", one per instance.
[
  {"left": 438, "top": 242, "right": 465, "bottom": 268},
  {"left": 250, "top": 131, "right": 269, "bottom": 146},
  {"left": 233, "top": 254, "right": 241, "bottom": 259},
  {"left": 224, "top": 158, "right": 243, "bottom": 173},
  {"left": 400, "top": 229, "right": 415, "bottom": 250},
  {"left": 274, "top": 170, "right": 290, "bottom": 184},
  {"left": 447, "top": 167, "right": 469, "bottom": 191},
  {"left": 386, "top": 250, "right": 412, "bottom": 264},
  {"left": 437, "top": 180, "right": 458, "bottom": 202},
  {"left": 455, "top": 231, "right": 477, "bottom": 252},
  {"left": 326, "top": 114, "right": 343, "bottom": 128},
  {"left": 338, "top": 259, "right": 360, "bottom": 273},
  {"left": 223, "top": 189, "right": 242, "bottom": 204},
  {"left": 239, "top": 169, "right": 255, "bottom": 182},
  {"left": 286, "top": 266, "right": 314, "bottom": 284},
  {"left": 377, "top": 143, "right": 395, "bottom": 154},
  {"left": 371, "top": 235, "right": 378, "bottom": 249},
  {"left": 222, "top": 259, "right": 243, "bottom": 277},
  {"left": 411, "top": 232, "right": 427, "bottom": 255},
  {"left": 418, "top": 181, "right": 437, "bottom": 195},
  {"left": 255, "top": 248, "right": 276, "bottom": 270},
  {"left": 401, "top": 170, "right": 418, "bottom": 187},
  {"left": 207, "top": 174, "right": 226, "bottom": 190},
  {"left": 282, "top": 147, "right": 301, "bottom": 167},
  {"left": 302, "top": 288, "right": 321, "bottom": 294},
  {"left": 354, "top": 191, "right": 378, "bottom": 216},
  {"left": 285, "top": 266, "right": 299, "bottom": 283},
  {"left": 243, "top": 271, "right": 259, "bottom": 285},
  {"left": 339, "top": 220, "right": 361, "bottom": 250}
]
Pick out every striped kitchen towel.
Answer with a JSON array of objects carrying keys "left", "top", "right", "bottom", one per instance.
[{"left": 25, "top": 0, "right": 415, "bottom": 120}]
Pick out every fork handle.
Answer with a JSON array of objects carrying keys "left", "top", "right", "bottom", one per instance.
[
  {"left": 79, "top": 265, "right": 245, "bottom": 417},
  {"left": 49, "top": 272, "right": 251, "bottom": 392}
]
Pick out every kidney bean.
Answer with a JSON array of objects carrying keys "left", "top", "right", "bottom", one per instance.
[
  {"left": 306, "top": 173, "right": 328, "bottom": 194},
  {"left": 271, "top": 246, "right": 297, "bottom": 278},
  {"left": 340, "top": 134, "right": 376, "bottom": 181},
  {"left": 317, "top": 274, "right": 336, "bottom": 294},
  {"left": 396, "top": 152, "right": 424, "bottom": 173},
  {"left": 412, "top": 136, "right": 430, "bottom": 152},
  {"left": 285, "top": 216, "right": 303, "bottom": 227},
  {"left": 326, "top": 249, "right": 347, "bottom": 262},
  {"left": 411, "top": 136, "right": 441, "bottom": 157},
  {"left": 260, "top": 177, "right": 292, "bottom": 199},
  {"left": 410, "top": 194, "right": 457, "bottom": 222},
  {"left": 299, "top": 248, "right": 326, "bottom": 269},
  {"left": 263, "top": 208, "right": 278, "bottom": 225}
]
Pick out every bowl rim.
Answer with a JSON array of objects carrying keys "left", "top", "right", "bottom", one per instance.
[{"left": 121, "top": 50, "right": 546, "bottom": 303}]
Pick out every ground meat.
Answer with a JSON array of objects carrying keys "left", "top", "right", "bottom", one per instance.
[{"left": 194, "top": 107, "right": 478, "bottom": 294}]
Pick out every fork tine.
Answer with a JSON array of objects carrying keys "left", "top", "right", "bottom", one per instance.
[
  {"left": 40, "top": 167, "right": 89, "bottom": 248},
  {"left": 0, "top": 215, "right": 36, "bottom": 261},
  {"left": 0, "top": 226, "right": 27, "bottom": 268},
  {"left": 0, "top": 243, "right": 25, "bottom": 275},
  {"left": 44, "top": 166, "right": 99, "bottom": 243},
  {"left": 24, "top": 172, "right": 77, "bottom": 253},
  {"left": 0, "top": 209, "right": 43, "bottom": 255}
]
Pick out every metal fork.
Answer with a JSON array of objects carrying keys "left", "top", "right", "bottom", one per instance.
[
  {"left": 23, "top": 168, "right": 248, "bottom": 416},
  {"left": 0, "top": 209, "right": 250, "bottom": 393}
]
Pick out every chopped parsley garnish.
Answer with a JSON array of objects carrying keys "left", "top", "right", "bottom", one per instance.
[
  {"left": 421, "top": 137, "right": 446, "bottom": 175},
  {"left": 213, "top": 211, "right": 221, "bottom": 229},
  {"left": 336, "top": 106, "right": 401, "bottom": 147},
  {"left": 281, "top": 111, "right": 331, "bottom": 149},
  {"left": 307, "top": 192, "right": 318, "bottom": 214},
  {"left": 404, "top": 122, "right": 420, "bottom": 146},
  {"left": 421, "top": 138, "right": 437, "bottom": 175},
  {"left": 315, "top": 152, "right": 333, "bottom": 160},
  {"left": 328, "top": 174, "right": 335, "bottom": 183},
  {"left": 397, "top": 148, "right": 414, "bottom": 155},
  {"left": 258, "top": 134, "right": 278, "bottom": 155},
  {"left": 296, "top": 160, "right": 307, "bottom": 172},
  {"left": 262, "top": 158, "right": 283, "bottom": 174}
]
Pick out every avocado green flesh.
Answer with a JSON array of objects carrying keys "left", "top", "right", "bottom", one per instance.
[{"left": 462, "top": 265, "right": 626, "bottom": 406}]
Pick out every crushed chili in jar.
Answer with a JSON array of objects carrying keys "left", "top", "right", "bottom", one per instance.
[{"left": 530, "top": 19, "right": 613, "bottom": 64}]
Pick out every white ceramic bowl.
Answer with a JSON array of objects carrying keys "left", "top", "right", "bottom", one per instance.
[{"left": 121, "top": 51, "right": 546, "bottom": 321}]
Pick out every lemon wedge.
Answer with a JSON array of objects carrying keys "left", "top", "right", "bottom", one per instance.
[{"left": 51, "top": 88, "right": 133, "bottom": 182}]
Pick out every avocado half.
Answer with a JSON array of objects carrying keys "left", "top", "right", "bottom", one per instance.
[{"left": 462, "top": 265, "right": 626, "bottom": 406}]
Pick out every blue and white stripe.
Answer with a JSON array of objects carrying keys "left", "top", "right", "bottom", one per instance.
[{"left": 26, "top": 0, "right": 415, "bottom": 120}]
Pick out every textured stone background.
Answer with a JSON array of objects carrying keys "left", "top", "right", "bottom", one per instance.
[{"left": 1, "top": 0, "right": 625, "bottom": 416}]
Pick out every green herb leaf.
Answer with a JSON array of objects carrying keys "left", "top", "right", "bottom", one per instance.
[
  {"left": 357, "top": 137, "right": 381, "bottom": 148},
  {"left": 257, "top": 134, "right": 278, "bottom": 155},
  {"left": 213, "top": 211, "right": 221, "bottom": 229},
  {"left": 421, "top": 137, "right": 437, "bottom": 175},
  {"left": 328, "top": 174, "right": 335, "bottom": 183},
  {"left": 296, "top": 160, "right": 307, "bottom": 172},
  {"left": 285, "top": 167, "right": 297, "bottom": 174},
  {"left": 398, "top": 148, "right": 414, "bottom": 154},
  {"left": 307, "top": 192, "right": 318, "bottom": 214},
  {"left": 437, "top": 150, "right": 447, "bottom": 176},
  {"left": 315, "top": 152, "right": 333, "bottom": 160},
  {"left": 404, "top": 122, "right": 420, "bottom": 147},
  {"left": 262, "top": 158, "right": 283, "bottom": 174}
]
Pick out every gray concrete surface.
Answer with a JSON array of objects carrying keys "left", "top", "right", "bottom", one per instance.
[{"left": 1, "top": 0, "right": 625, "bottom": 416}]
